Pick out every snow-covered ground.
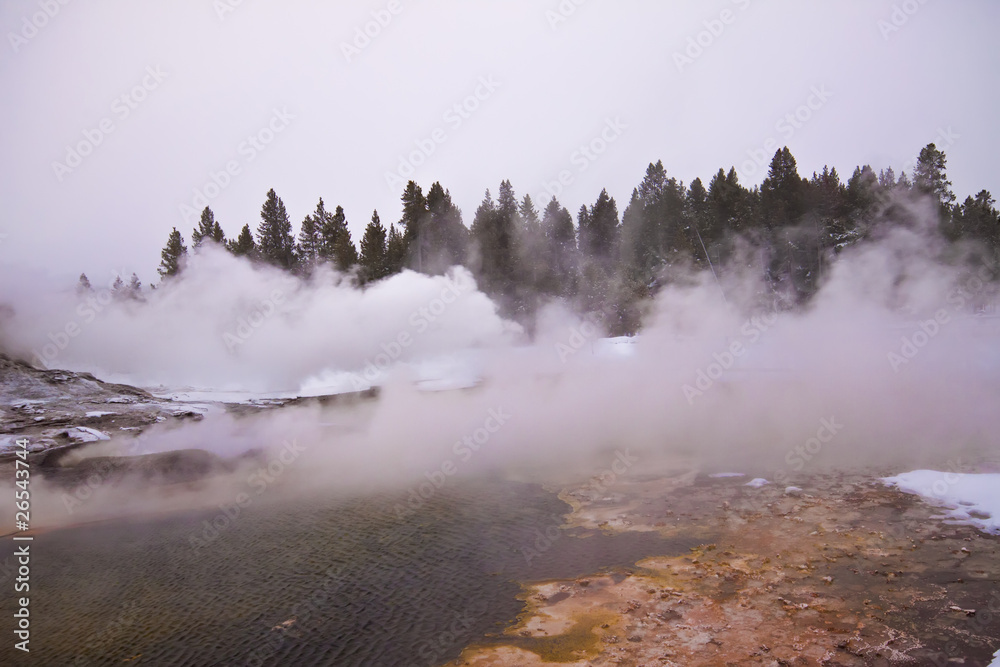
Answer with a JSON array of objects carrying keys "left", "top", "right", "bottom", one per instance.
[{"left": 882, "top": 470, "right": 1000, "bottom": 535}]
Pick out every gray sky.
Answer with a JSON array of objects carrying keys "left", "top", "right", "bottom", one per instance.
[{"left": 1, "top": 1, "right": 997, "bottom": 285}]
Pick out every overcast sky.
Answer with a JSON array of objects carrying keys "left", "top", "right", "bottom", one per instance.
[{"left": 1, "top": 1, "right": 997, "bottom": 285}]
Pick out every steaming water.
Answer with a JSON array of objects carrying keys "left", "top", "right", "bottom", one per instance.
[{"left": 1, "top": 479, "right": 699, "bottom": 666}]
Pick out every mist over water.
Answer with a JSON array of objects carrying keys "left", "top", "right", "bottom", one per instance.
[{"left": 2, "top": 205, "right": 1000, "bottom": 517}]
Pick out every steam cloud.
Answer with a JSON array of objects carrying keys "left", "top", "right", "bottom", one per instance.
[{"left": 2, "top": 200, "right": 999, "bottom": 529}]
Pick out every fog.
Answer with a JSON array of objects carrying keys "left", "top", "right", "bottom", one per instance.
[{"left": 3, "top": 201, "right": 1000, "bottom": 530}]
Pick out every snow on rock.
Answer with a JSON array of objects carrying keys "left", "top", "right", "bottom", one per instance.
[
  {"left": 105, "top": 396, "right": 137, "bottom": 404},
  {"left": 881, "top": 470, "right": 1000, "bottom": 535},
  {"left": 62, "top": 426, "right": 111, "bottom": 442},
  {"left": 86, "top": 411, "right": 115, "bottom": 418},
  {"left": 160, "top": 403, "right": 212, "bottom": 417},
  {"left": 746, "top": 478, "right": 770, "bottom": 488},
  {"left": 785, "top": 486, "right": 804, "bottom": 496}
]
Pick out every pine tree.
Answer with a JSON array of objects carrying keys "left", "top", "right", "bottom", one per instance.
[
  {"left": 913, "top": 143, "right": 956, "bottom": 213},
  {"left": 540, "top": 197, "right": 577, "bottom": 296},
  {"left": 211, "top": 220, "right": 224, "bottom": 244},
  {"left": 192, "top": 207, "right": 223, "bottom": 248},
  {"left": 77, "top": 273, "right": 92, "bottom": 294},
  {"left": 256, "top": 189, "right": 296, "bottom": 270},
  {"left": 228, "top": 224, "right": 257, "bottom": 258},
  {"left": 359, "top": 210, "right": 389, "bottom": 283},
  {"left": 318, "top": 205, "right": 357, "bottom": 271},
  {"left": 399, "top": 181, "right": 429, "bottom": 271},
  {"left": 707, "top": 167, "right": 750, "bottom": 235},
  {"left": 424, "top": 181, "right": 468, "bottom": 273},
  {"left": 470, "top": 187, "right": 517, "bottom": 294},
  {"left": 581, "top": 188, "right": 620, "bottom": 261},
  {"left": 686, "top": 177, "right": 715, "bottom": 267},
  {"left": 950, "top": 190, "right": 999, "bottom": 246},
  {"left": 297, "top": 199, "right": 326, "bottom": 271},
  {"left": 386, "top": 224, "right": 407, "bottom": 275},
  {"left": 158, "top": 228, "right": 188, "bottom": 278},
  {"left": 126, "top": 273, "right": 143, "bottom": 300},
  {"left": 333, "top": 217, "right": 359, "bottom": 271},
  {"left": 760, "top": 147, "right": 806, "bottom": 229}
]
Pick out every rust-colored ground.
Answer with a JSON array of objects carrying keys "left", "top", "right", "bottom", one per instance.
[{"left": 450, "top": 470, "right": 1000, "bottom": 666}]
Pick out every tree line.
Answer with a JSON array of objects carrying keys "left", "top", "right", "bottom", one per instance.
[{"left": 141, "top": 143, "right": 997, "bottom": 334}]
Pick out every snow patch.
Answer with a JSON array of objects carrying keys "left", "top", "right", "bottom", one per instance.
[
  {"left": 62, "top": 426, "right": 111, "bottom": 442},
  {"left": 594, "top": 336, "right": 637, "bottom": 358},
  {"left": 881, "top": 470, "right": 1000, "bottom": 535},
  {"left": 746, "top": 478, "right": 770, "bottom": 488},
  {"left": 709, "top": 472, "right": 745, "bottom": 478},
  {"left": 86, "top": 411, "right": 115, "bottom": 418}
]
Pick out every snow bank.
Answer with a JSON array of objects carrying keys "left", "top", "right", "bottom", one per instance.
[{"left": 881, "top": 470, "right": 1000, "bottom": 535}]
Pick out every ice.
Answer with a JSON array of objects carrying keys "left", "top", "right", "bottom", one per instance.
[{"left": 882, "top": 470, "right": 1000, "bottom": 535}]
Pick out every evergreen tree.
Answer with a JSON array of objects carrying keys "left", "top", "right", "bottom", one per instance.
[
  {"left": 519, "top": 195, "right": 541, "bottom": 238},
  {"left": 760, "top": 147, "right": 806, "bottom": 229},
  {"left": 192, "top": 207, "right": 223, "bottom": 248},
  {"left": 211, "top": 220, "right": 225, "bottom": 244},
  {"left": 707, "top": 167, "right": 750, "bottom": 235},
  {"left": 621, "top": 162, "right": 691, "bottom": 276},
  {"left": 913, "top": 143, "right": 956, "bottom": 213},
  {"left": 359, "top": 210, "right": 389, "bottom": 283},
  {"left": 386, "top": 224, "right": 407, "bottom": 275},
  {"left": 256, "top": 189, "right": 296, "bottom": 270},
  {"left": 845, "top": 165, "right": 880, "bottom": 217},
  {"left": 333, "top": 214, "right": 359, "bottom": 271},
  {"left": 111, "top": 275, "right": 125, "bottom": 298},
  {"left": 158, "top": 227, "right": 188, "bottom": 278},
  {"left": 470, "top": 186, "right": 518, "bottom": 295},
  {"left": 77, "top": 273, "right": 92, "bottom": 294},
  {"left": 582, "top": 188, "right": 619, "bottom": 260},
  {"left": 951, "top": 190, "right": 999, "bottom": 246},
  {"left": 399, "top": 181, "right": 429, "bottom": 271},
  {"left": 126, "top": 273, "right": 143, "bottom": 300},
  {"left": 540, "top": 197, "right": 578, "bottom": 296},
  {"left": 686, "top": 176, "right": 725, "bottom": 271},
  {"left": 228, "top": 224, "right": 257, "bottom": 258},
  {"left": 322, "top": 205, "right": 358, "bottom": 271},
  {"left": 808, "top": 166, "right": 845, "bottom": 220},
  {"left": 424, "top": 181, "right": 468, "bottom": 272},
  {"left": 297, "top": 201, "right": 323, "bottom": 271},
  {"left": 316, "top": 203, "right": 357, "bottom": 271}
]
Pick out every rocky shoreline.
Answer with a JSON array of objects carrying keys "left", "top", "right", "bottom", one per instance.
[{"left": 0, "top": 354, "right": 374, "bottom": 503}]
